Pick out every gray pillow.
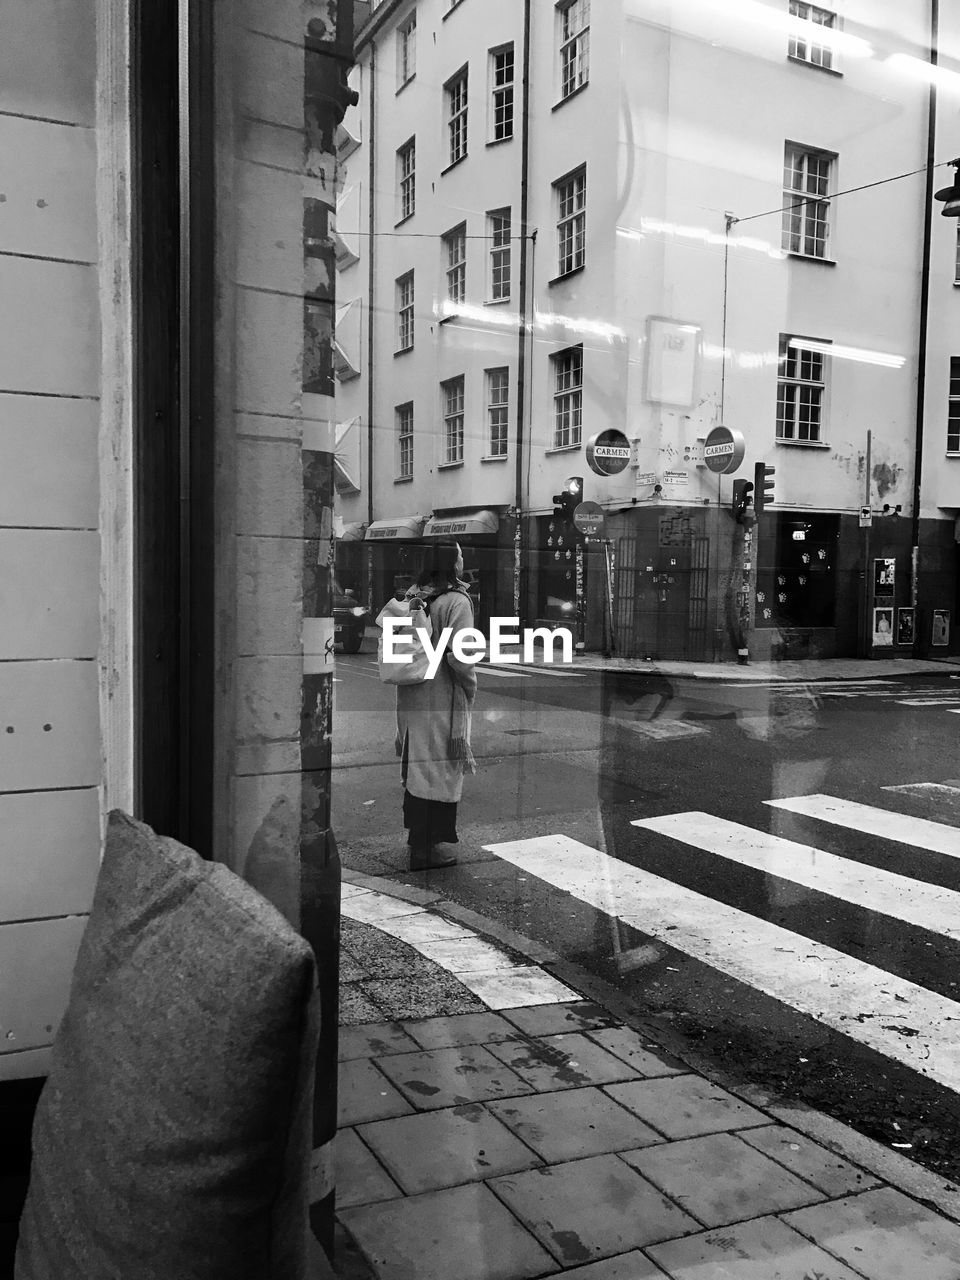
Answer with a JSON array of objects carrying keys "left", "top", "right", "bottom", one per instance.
[{"left": 16, "top": 810, "right": 320, "bottom": 1280}]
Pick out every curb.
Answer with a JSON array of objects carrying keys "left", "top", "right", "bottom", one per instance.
[{"left": 341, "top": 868, "right": 960, "bottom": 1226}]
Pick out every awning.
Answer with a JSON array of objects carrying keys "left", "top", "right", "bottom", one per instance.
[
  {"left": 338, "top": 521, "right": 366, "bottom": 542},
  {"left": 423, "top": 509, "right": 499, "bottom": 538},
  {"left": 364, "top": 517, "right": 424, "bottom": 541}
]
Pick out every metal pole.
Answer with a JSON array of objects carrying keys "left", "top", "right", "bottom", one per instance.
[{"left": 863, "top": 429, "right": 872, "bottom": 656}]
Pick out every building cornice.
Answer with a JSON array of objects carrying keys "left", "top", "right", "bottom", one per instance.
[{"left": 356, "top": 0, "right": 408, "bottom": 52}]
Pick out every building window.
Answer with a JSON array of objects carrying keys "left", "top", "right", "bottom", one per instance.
[
  {"left": 397, "top": 138, "right": 416, "bottom": 221},
  {"left": 490, "top": 45, "right": 514, "bottom": 141},
  {"left": 954, "top": 225, "right": 960, "bottom": 285},
  {"left": 486, "top": 368, "right": 509, "bottom": 456},
  {"left": 397, "top": 402, "right": 414, "bottom": 478},
  {"left": 552, "top": 346, "right": 583, "bottom": 448},
  {"left": 442, "top": 376, "right": 465, "bottom": 463},
  {"left": 777, "top": 335, "right": 827, "bottom": 442},
  {"left": 396, "top": 271, "right": 414, "bottom": 351},
  {"left": 488, "top": 209, "right": 511, "bottom": 300},
  {"left": 397, "top": 12, "right": 416, "bottom": 87},
  {"left": 782, "top": 144, "right": 833, "bottom": 258},
  {"left": 558, "top": 0, "right": 590, "bottom": 100},
  {"left": 949, "top": 358, "right": 960, "bottom": 453},
  {"left": 555, "top": 167, "right": 586, "bottom": 276},
  {"left": 445, "top": 67, "right": 468, "bottom": 166},
  {"left": 443, "top": 224, "right": 466, "bottom": 304},
  {"left": 787, "top": 1, "right": 836, "bottom": 71}
]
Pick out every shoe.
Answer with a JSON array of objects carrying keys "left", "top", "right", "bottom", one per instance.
[{"left": 409, "top": 846, "right": 458, "bottom": 871}]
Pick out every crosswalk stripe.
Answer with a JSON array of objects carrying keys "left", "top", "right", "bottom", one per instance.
[
  {"left": 632, "top": 811, "right": 960, "bottom": 942},
  {"left": 483, "top": 833, "right": 960, "bottom": 1093},
  {"left": 896, "top": 699, "right": 960, "bottom": 707},
  {"left": 725, "top": 680, "right": 894, "bottom": 690},
  {"left": 765, "top": 794, "right": 960, "bottom": 859},
  {"left": 482, "top": 662, "right": 584, "bottom": 678},
  {"left": 476, "top": 665, "right": 526, "bottom": 679}
]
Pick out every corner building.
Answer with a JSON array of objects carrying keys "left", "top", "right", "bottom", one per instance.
[{"left": 335, "top": 0, "right": 960, "bottom": 660}]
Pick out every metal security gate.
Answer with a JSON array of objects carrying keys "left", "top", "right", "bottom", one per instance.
[{"left": 615, "top": 528, "right": 710, "bottom": 660}]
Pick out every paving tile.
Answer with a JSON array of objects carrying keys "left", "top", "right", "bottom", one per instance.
[
  {"left": 335, "top": 1128, "right": 403, "bottom": 1210},
  {"left": 362, "top": 974, "right": 487, "bottom": 1020},
  {"left": 620, "top": 1132, "right": 824, "bottom": 1228},
  {"left": 605, "top": 1075, "right": 768, "bottom": 1140},
  {"left": 460, "top": 966, "right": 579, "bottom": 1009},
  {"left": 343, "top": 893, "right": 424, "bottom": 926},
  {"left": 487, "top": 1087, "right": 662, "bottom": 1162},
  {"left": 782, "top": 1185, "right": 960, "bottom": 1280},
  {"left": 401, "top": 1011, "right": 524, "bottom": 1050},
  {"left": 338, "top": 1057, "right": 414, "bottom": 1127},
  {"left": 388, "top": 913, "right": 475, "bottom": 945},
  {"left": 417, "top": 936, "right": 523, "bottom": 973},
  {"left": 648, "top": 1215, "right": 866, "bottom": 1279},
  {"left": 500, "top": 1001, "right": 619, "bottom": 1036},
  {"left": 338, "top": 1020, "right": 421, "bottom": 1062},
  {"left": 339, "top": 1181, "right": 555, "bottom": 1280},
  {"left": 376, "top": 1043, "right": 533, "bottom": 1110},
  {"left": 737, "top": 1124, "right": 880, "bottom": 1197},
  {"left": 486, "top": 1033, "right": 638, "bottom": 1091},
  {"left": 490, "top": 1154, "right": 699, "bottom": 1265},
  {"left": 559, "top": 1255, "right": 670, "bottom": 1279},
  {"left": 585, "top": 1025, "right": 688, "bottom": 1078},
  {"left": 359, "top": 1102, "right": 542, "bottom": 1193},
  {"left": 340, "top": 985, "right": 386, "bottom": 1027}
]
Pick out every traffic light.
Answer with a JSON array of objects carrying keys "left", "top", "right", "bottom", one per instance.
[
  {"left": 731, "top": 479, "right": 753, "bottom": 522},
  {"left": 935, "top": 159, "right": 960, "bottom": 218},
  {"left": 754, "top": 462, "right": 776, "bottom": 517},
  {"left": 552, "top": 475, "right": 583, "bottom": 521}
]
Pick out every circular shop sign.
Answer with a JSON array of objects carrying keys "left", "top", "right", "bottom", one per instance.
[
  {"left": 703, "top": 424, "right": 746, "bottom": 475},
  {"left": 586, "top": 429, "right": 631, "bottom": 477},
  {"left": 572, "top": 500, "right": 605, "bottom": 536}
]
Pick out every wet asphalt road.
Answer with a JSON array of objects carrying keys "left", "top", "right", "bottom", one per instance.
[{"left": 333, "top": 654, "right": 960, "bottom": 1183}]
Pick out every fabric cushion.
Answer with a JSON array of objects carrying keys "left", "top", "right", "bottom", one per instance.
[{"left": 15, "top": 810, "right": 320, "bottom": 1280}]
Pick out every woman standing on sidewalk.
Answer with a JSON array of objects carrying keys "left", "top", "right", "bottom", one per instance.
[{"left": 395, "top": 541, "right": 477, "bottom": 871}]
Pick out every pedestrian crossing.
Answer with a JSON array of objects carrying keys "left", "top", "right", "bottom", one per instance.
[{"left": 484, "top": 788, "right": 960, "bottom": 1094}]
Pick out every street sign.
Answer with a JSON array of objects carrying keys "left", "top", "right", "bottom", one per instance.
[
  {"left": 586, "top": 429, "right": 631, "bottom": 476},
  {"left": 859, "top": 506, "right": 872, "bottom": 528},
  {"left": 572, "top": 500, "right": 605, "bottom": 536},
  {"left": 703, "top": 424, "right": 745, "bottom": 475}
]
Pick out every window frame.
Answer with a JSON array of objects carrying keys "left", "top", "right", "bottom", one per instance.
[
  {"left": 488, "top": 208, "right": 511, "bottom": 301},
  {"left": 443, "top": 223, "right": 467, "bottom": 305},
  {"left": 396, "top": 271, "right": 415, "bottom": 353},
  {"left": 441, "top": 375, "right": 466, "bottom": 465},
  {"left": 397, "top": 401, "right": 414, "bottom": 479},
  {"left": 557, "top": 0, "right": 590, "bottom": 101},
  {"left": 782, "top": 143, "right": 835, "bottom": 260},
  {"left": 397, "top": 137, "right": 416, "bottom": 222},
  {"left": 787, "top": 0, "right": 837, "bottom": 72},
  {"left": 551, "top": 345, "right": 583, "bottom": 449},
  {"left": 776, "top": 334, "right": 829, "bottom": 444},
  {"left": 397, "top": 12, "right": 416, "bottom": 89},
  {"left": 489, "top": 44, "right": 515, "bottom": 142},
  {"left": 485, "top": 367, "right": 510, "bottom": 457},
  {"left": 949, "top": 357, "right": 960, "bottom": 454},
  {"left": 445, "top": 66, "right": 469, "bottom": 168},
  {"left": 554, "top": 166, "right": 587, "bottom": 278}
]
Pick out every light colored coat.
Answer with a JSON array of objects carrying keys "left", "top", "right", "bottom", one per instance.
[{"left": 396, "top": 590, "right": 477, "bottom": 804}]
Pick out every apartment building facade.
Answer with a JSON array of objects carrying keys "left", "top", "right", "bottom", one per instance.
[{"left": 335, "top": 0, "right": 960, "bottom": 659}]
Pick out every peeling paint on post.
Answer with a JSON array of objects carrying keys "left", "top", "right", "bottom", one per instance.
[{"left": 300, "top": 0, "right": 358, "bottom": 1261}]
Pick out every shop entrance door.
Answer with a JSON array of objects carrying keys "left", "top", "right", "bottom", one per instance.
[{"left": 615, "top": 528, "right": 709, "bottom": 660}]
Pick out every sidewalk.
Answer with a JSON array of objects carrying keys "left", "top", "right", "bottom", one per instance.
[{"left": 335, "top": 871, "right": 960, "bottom": 1280}]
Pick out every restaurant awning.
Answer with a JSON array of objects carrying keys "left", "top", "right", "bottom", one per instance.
[
  {"left": 422, "top": 509, "right": 499, "bottom": 538},
  {"left": 337, "top": 521, "right": 366, "bottom": 542},
  {"left": 364, "top": 517, "right": 424, "bottom": 541}
]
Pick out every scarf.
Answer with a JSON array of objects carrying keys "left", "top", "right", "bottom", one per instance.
[{"left": 395, "top": 581, "right": 476, "bottom": 774}]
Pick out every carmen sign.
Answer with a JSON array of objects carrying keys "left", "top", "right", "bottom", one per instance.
[
  {"left": 703, "top": 425, "right": 745, "bottom": 475},
  {"left": 586, "top": 430, "right": 631, "bottom": 476}
]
